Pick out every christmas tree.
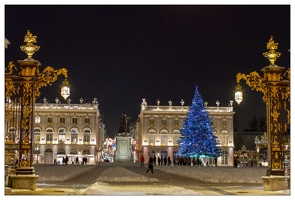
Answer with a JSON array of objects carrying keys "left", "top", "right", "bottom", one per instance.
[{"left": 177, "top": 86, "right": 220, "bottom": 162}]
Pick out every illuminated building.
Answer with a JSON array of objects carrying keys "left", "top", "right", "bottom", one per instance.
[{"left": 135, "top": 98, "right": 235, "bottom": 166}]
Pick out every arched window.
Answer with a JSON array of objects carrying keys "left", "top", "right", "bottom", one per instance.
[
  {"left": 82, "top": 149, "right": 90, "bottom": 155},
  {"left": 70, "top": 148, "right": 78, "bottom": 154},
  {"left": 172, "top": 129, "right": 180, "bottom": 145},
  {"left": 83, "top": 129, "right": 91, "bottom": 143},
  {"left": 148, "top": 136, "right": 155, "bottom": 145},
  {"left": 57, "top": 148, "right": 65, "bottom": 154},
  {"left": 34, "top": 128, "right": 41, "bottom": 143},
  {"left": 71, "top": 128, "right": 79, "bottom": 143},
  {"left": 58, "top": 128, "right": 66, "bottom": 143},
  {"left": 220, "top": 130, "right": 229, "bottom": 146},
  {"left": 160, "top": 129, "right": 168, "bottom": 145},
  {"left": 46, "top": 128, "right": 53, "bottom": 142}
]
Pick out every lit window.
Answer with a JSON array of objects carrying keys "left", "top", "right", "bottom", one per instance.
[
  {"left": 46, "top": 129, "right": 53, "bottom": 142},
  {"left": 35, "top": 116, "right": 41, "bottom": 124},
  {"left": 83, "top": 130, "right": 90, "bottom": 143},
  {"left": 34, "top": 128, "right": 40, "bottom": 143},
  {"left": 71, "top": 129, "right": 78, "bottom": 143}
]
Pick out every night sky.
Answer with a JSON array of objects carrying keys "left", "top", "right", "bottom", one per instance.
[{"left": 4, "top": 5, "right": 291, "bottom": 137}]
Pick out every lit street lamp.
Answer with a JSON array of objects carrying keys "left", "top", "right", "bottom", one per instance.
[
  {"left": 234, "top": 36, "right": 290, "bottom": 191},
  {"left": 5, "top": 30, "right": 70, "bottom": 189}
]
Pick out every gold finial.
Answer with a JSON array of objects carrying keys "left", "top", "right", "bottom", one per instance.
[
  {"left": 263, "top": 36, "right": 281, "bottom": 66},
  {"left": 20, "top": 30, "right": 40, "bottom": 59}
]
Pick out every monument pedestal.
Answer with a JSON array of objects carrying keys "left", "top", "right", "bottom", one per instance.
[
  {"left": 7, "top": 167, "right": 39, "bottom": 190},
  {"left": 8, "top": 174, "right": 39, "bottom": 190},
  {"left": 115, "top": 136, "right": 132, "bottom": 162},
  {"left": 261, "top": 176, "right": 290, "bottom": 191}
]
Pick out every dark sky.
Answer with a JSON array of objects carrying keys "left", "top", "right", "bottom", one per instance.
[{"left": 4, "top": 5, "right": 290, "bottom": 137}]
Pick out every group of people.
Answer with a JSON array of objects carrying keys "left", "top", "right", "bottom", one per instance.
[
  {"left": 140, "top": 155, "right": 211, "bottom": 167},
  {"left": 53, "top": 156, "right": 88, "bottom": 165}
]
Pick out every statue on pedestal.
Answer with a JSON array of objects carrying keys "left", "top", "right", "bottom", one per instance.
[{"left": 118, "top": 112, "right": 127, "bottom": 134}]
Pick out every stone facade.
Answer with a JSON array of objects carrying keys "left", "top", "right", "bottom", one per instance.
[
  {"left": 32, "top": 97, "right": 102, "bottom": 165},
  {"left": 135, "top": 98, "right": 235, "bottom": 166}
]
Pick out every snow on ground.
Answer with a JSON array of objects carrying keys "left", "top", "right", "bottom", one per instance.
[
  {"left": 35, "top": 165, "right": 97, "bottom": 181},
  {"left": 153, "top": 165, "right": 267, "bottom": 184},
  {"left": 96, "top": 166, "right": 159, "bottom": 182}
]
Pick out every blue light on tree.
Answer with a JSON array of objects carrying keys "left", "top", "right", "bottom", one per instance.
[{"left": 177, "top": 86, "right": 220, "bottom": 163}]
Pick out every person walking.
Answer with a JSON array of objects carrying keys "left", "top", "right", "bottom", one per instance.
[
  {"left": 157, "top": 156, "right": 161, "bottom": 166},
  {"left": 146, "top": 155, "right": 154, "bottom": 174},
  {"left": 140, "top": 155, "right": 145, "bottom": 167}
]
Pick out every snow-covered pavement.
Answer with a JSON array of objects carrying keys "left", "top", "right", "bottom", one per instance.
[{"left": 6, "top": 163, "right": 290, "bottom": 196}]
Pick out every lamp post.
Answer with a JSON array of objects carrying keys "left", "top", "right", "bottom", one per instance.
[
  {"left": 234, "top": 36, "right": 290, "bottom": 191},
  {"left": 5, "top": 30, "right": 70, "bottom": 189}
]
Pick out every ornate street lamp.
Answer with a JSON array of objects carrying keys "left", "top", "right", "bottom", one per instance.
[
  {"left": 5, "top": 30, "right": 70, "bottom": 189},
  {"left": 234, "top": 36, "right": 290, "bottom": 191}
]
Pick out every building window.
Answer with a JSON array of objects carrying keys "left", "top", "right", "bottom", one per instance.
[
  {"left": 58, "top": 128, "right": 66, "bottom": 143},
  {"left": 35, "top": 116, "right": 41, "bottom": 124},
  {"left": 72, "top": 117, "right": 78, "bottom": 125},
  {"left": 148, "top": 137, "right": 155, "bottom": 145},
  {"left": 222, "top": 118, "right": 227, "bottom": 129},
  {"left": 83, "top": 129, "right": 90, "bottom": 143},
  {"left": 149, "top": 118, "right": 154, "bottom": 127},
  {"left": 160, "top": 130, "right": 168, "bottom": 145},
  {"left": 173, "top": 135, "right": 180, "bottom": 145},
  {"left": 60, "top": 117, "right": 65, "bottom": 124},
  {"left": 172, "top": 129, "right": 180, "bottom": 145},
  {"left": 47, "top": 117, "right": 52, "bottom": 124},
  {"left": 220, "top": 130, "right": 229, "bottom": 146},
  {"left": 221, "top": 151, "right": 228, "bottom": 165},
  {"left": 34, "top": 128, "right": 41, "bottom": 143},
  {"left": 174, "top": 119, "right": 179, "bottom": 127},
  {"left": 46, "top": 129, "right": 53, "bottom": 142},
  {"left": 162, "top": 118, "right": 167, "bottom": 127},
  {"left": 71, "top": 129, "right": 78, "bottom": 143},
  {"left": 84, "top": 117, "right": 90, "bottom": 125}
]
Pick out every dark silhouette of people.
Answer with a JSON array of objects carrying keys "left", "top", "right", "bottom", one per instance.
[
  {"left": 153, "top": 156, "right": 156, "bottom": 165},
  {"left": 168, "top": 156, "right": 171, "bottom": 166},
  {"left": 157, "top": 156, "right": 160, "bottom": 166},
  {"left": 76, "top": 156, "right": 79, "bottom": 164},
  {"left": 234, "top": 157, "right": 238, "bottom": 168},
  {"left": 65, "top": 156, "right": 68, "bottom": 165},
  {"left": 164, "top": 157, "right": 167, "bottom": 166},
  {"left": 146, "top": 155, "right": 154, "bottom": 174}
]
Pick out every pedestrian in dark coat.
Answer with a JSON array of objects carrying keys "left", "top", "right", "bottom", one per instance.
[
  {"left": 146, "top": 155, "right": 154, "bottom": 174},
  {"left": 157, "top": 156, "right": 161, "bottom": 166},
  {"left": 164, "top": 157, "right": 167, "bottom": 166}
]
